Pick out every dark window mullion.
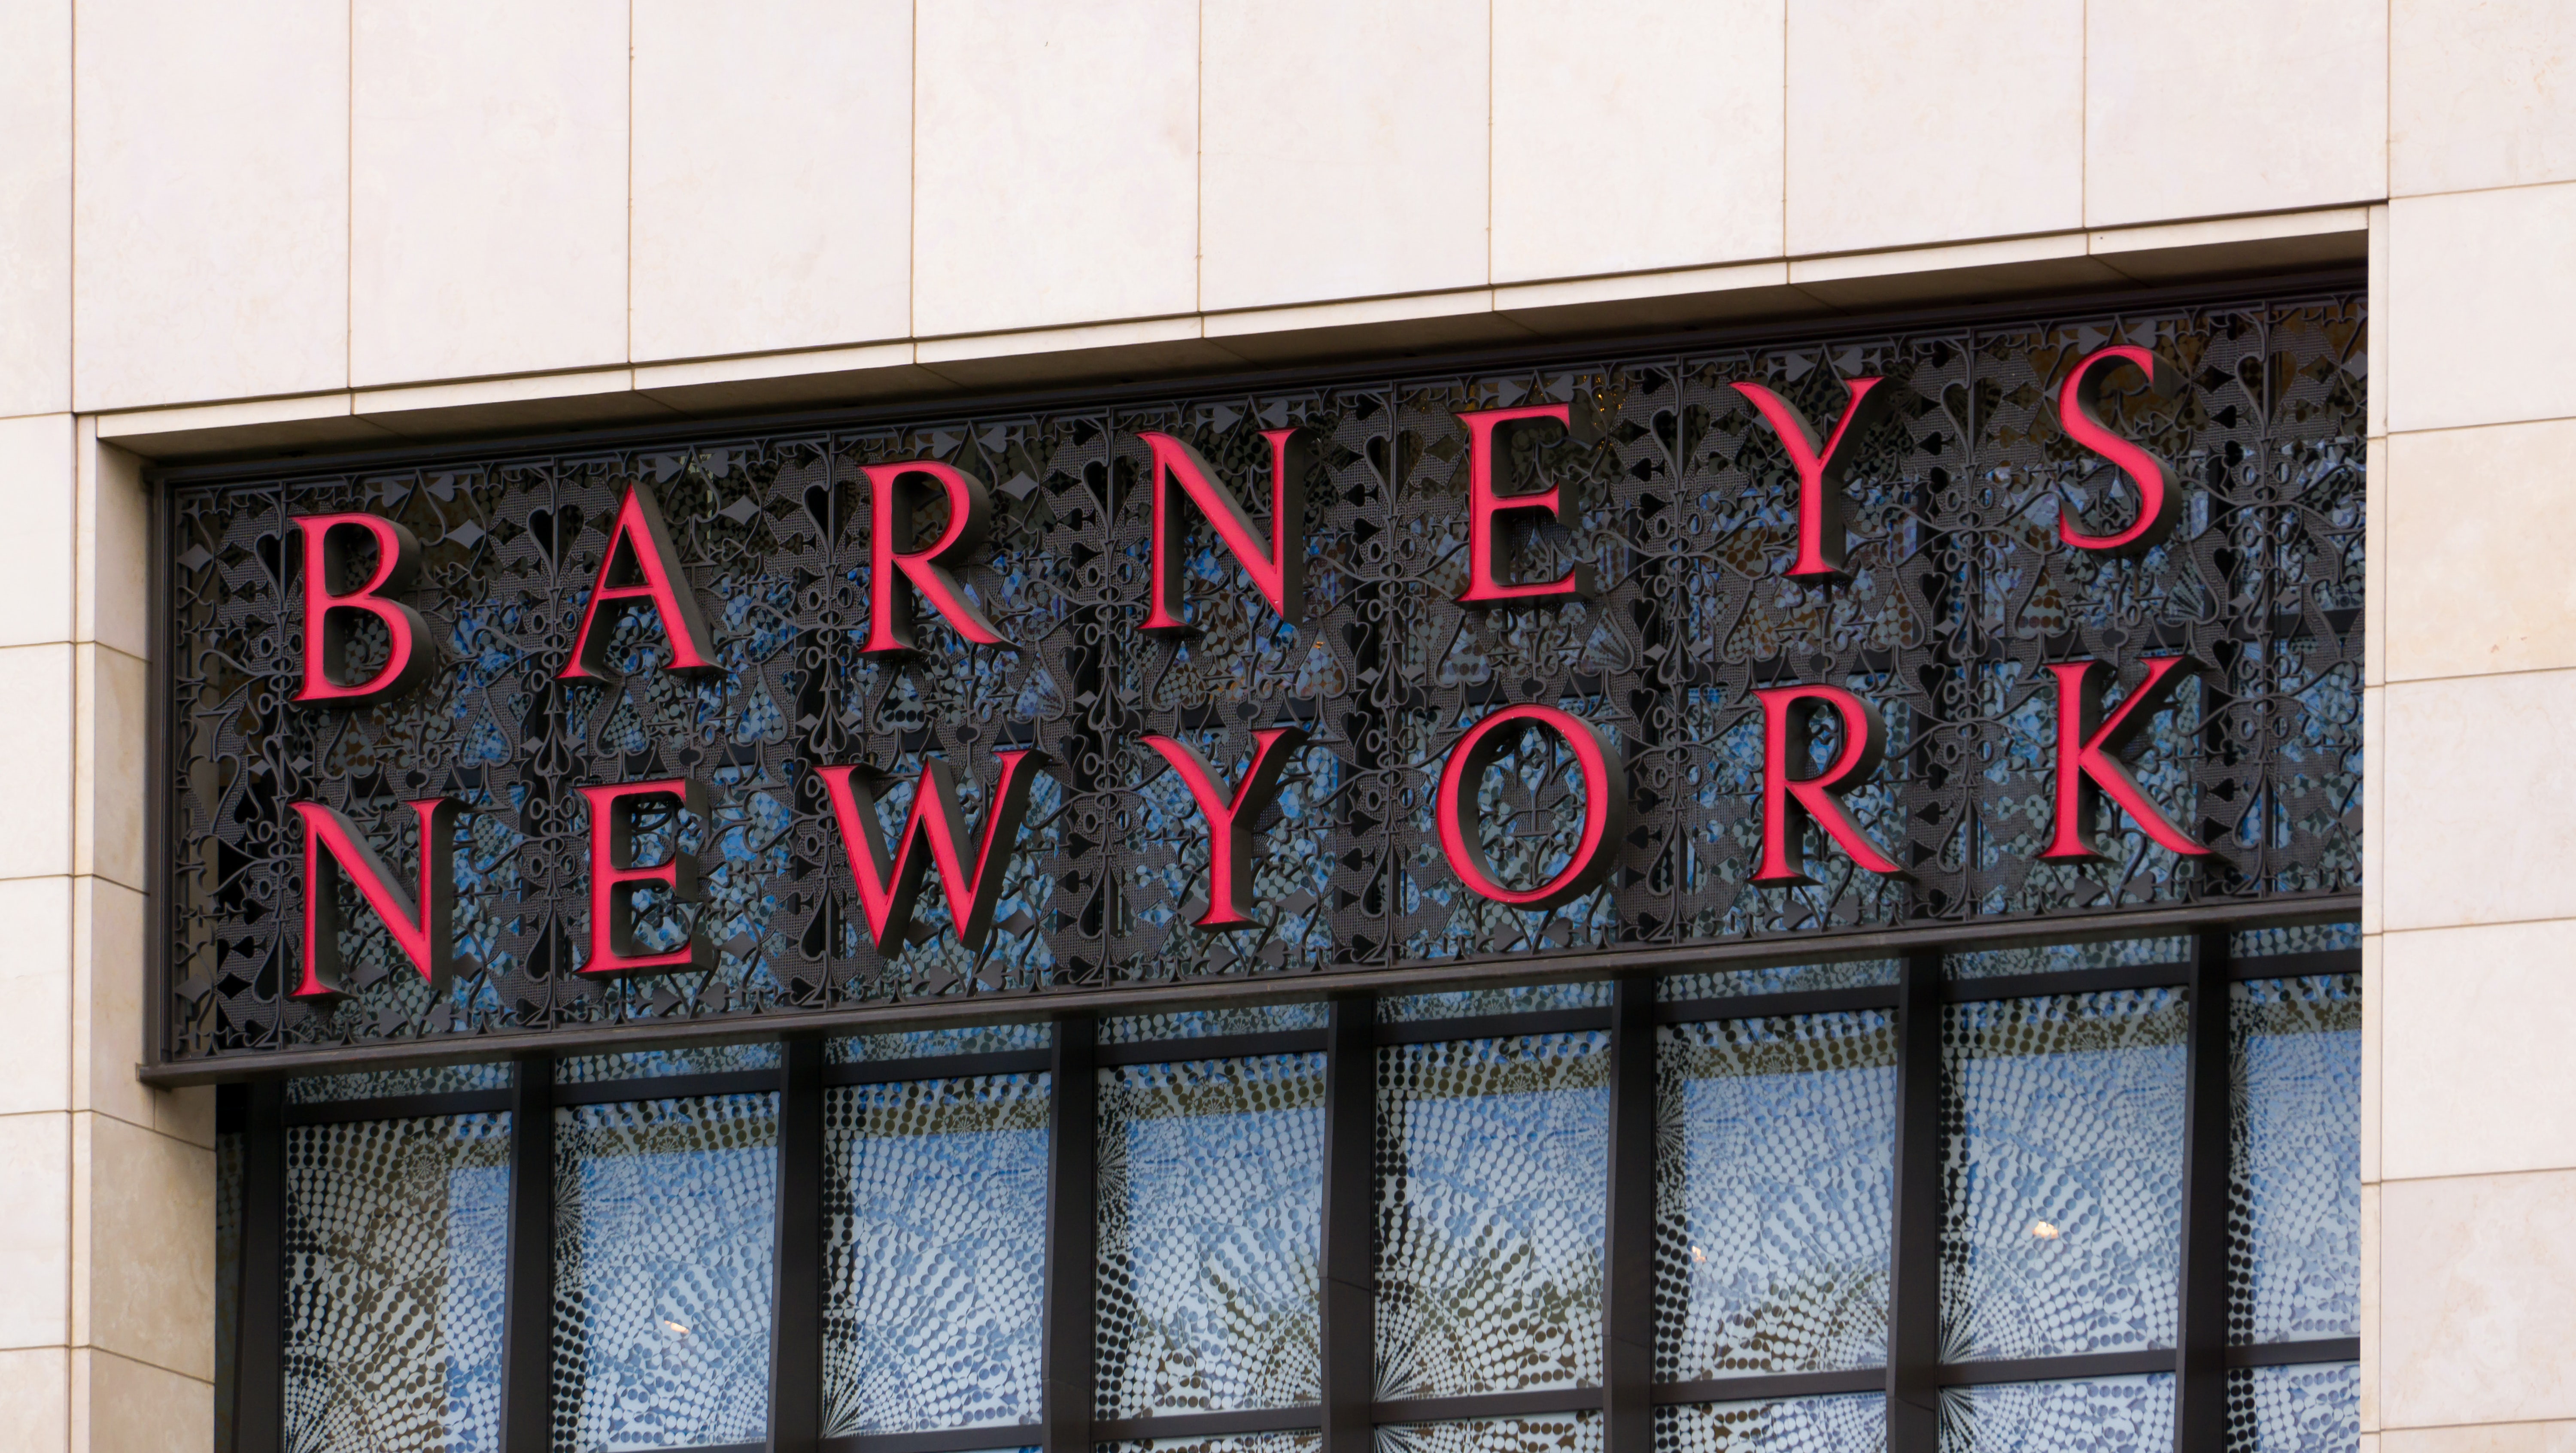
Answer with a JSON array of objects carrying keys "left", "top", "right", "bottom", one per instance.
[
  {"left": 1885, "top": 948, "right": 1944, "bottom": 1453},
  {"left": 235, "top": 1078, "right": 286, "bottom": 1453},
  {"left": 498, "top": 1053, "right": 555, "bottom": 1453},
  {"left": 1319, "top": 993, "right": 1376, "bottom": 1453},
  {"left": 1040, "top": 1013, "right": 1096, "bottom": 1453},
  {"left": 2175, "top": 927, "right": 2235, "bottom": 1449},
  {"left": 769, "top": 1035, "right": 825, "bottom": 1453},
  {"left": 1603, "top": 974, "right": 1655, "bottom": 1453}
]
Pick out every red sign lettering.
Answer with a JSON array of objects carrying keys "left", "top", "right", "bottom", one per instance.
[
  {"left": 2040, "top": 655, "right": 2210, "bottom": 860},
  {"left": 1752, "top": 683, "right": 1906, "bottom": 884},
  {"left": 1142, "top": 727, "right": 1310, "bottom": 930},
  {"left": 292, "top": 513, "right": 435, "bottom": 705},
  {"left": 1437, "top": 704, "right": 1626, "bottom": 909},
  {"left": 1730, "top": 378, "right": 1897, "bottom": 581},
  {"left": 863, "top": 460, "right": 1009, "bottom": 654},
  {"left": 1139, "top": 429, "right": 1311, "bottom": 634},
  {"left": 580, "top": 778, "right": 714, "bottom": 974},
  {"left": 292, "top": 798, "right": 458, "bottom": 998},
  {"left": 560, "top": 483, "right": 720, "bottom": 680},
  {"left": 1454, "top": 404, "right": 1598, "bottom": 605},
  {"left": 816, "top": 750, "right": 1050, "bottom": 953},
  {"left": 2057, "top": 345, "right": 2184, "bottom": 555}
]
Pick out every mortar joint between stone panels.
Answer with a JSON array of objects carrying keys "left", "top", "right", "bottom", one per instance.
[
  {"left": 63, "top": 1343, "right": 216, "bottom": 1389},
  {"left": 2377, "top": 660, "right": 2576, "bottom": 690},
  {"left": 2382, "top": 411, "right": 2576, "bottom": 439},
  {"left": 2376, "top": 910, "right": 2576, "bottom": 939}
]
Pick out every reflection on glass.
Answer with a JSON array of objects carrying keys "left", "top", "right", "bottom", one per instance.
[
  {"left": 1374, "top": 1411, "right": 1601, "bottom": 1453},
  {"left": 553, "top": 1094, "right": 777, "bottom": 1451},
  {"left": 1377, "top": 1033, "right": 1607, "bottom": 1398},
  {"left": 1659, "top": 960, "right": 1901, "bottom": 1001},
  {"left": 1101, "top": 1435, "right": 1319, "bottom": 1453},
  {"left": 1945, "top": 937, "right": 2189, "bottom": 982},
  {"left": 1941, "top": 991, "right": 2185, "bottom": 1359},
  {"left": 1100, "top": 1005, "right": 1330, "bottom": 1043},
  {"left": 1659, "top": 1013, "right": 1895, "bottom": 1379},
  {"left": 289, "top": 1062, "right": 513, "bottom": 1104},
  {"left": 2229, "top": 923, "right": 2359, "bottom": 959},
  {"left": 1938, "top": 1374, "right": 2174, "bottom": 1453},
  {"left": 283, "top": 1114, "right": 510, "bottom": 1453},
  {"left": 556, "top": 1043, "right": 781, "bottom": 1083},
  {"left": 1098, "top": 1054, "right": 1323, "bottom": 1417},
  {"left": 1653, "top": 1395, "right": 1886, "bottom": 1453},
  {"left": 2231, "top": 977, "right": 2360, "bottom": 1343},
  {"left": 830, "top": 1024, "right": 1051, "bottom": 1062},
  {"left": 822, "top": 1074, "right": 1046, "bottom": 1437},
  {"left": 2225, "top": 1362, "right": 2358, "bottom": 1453},
  {"left": 1379, "top": 982, "right": 1611, "bottom": 1022}
]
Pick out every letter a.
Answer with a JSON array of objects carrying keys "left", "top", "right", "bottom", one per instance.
[
  {"left": 293, "top": 798, "right": 460, "bottom": 999},
  {"left": 817, "top": 751, "right": 1051, "bottom": 954},
  {"left": 560, "top": 482, "right": 720, "bottom": 680},
  {"left": 2039, "top": 656, "right": 2210, "bottom": 860}
]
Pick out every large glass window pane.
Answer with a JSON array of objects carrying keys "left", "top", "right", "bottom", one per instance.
[
  {"left": 1937, "top": 1374, "right": 2175, "bottom": 1453},
  {"left": 1941, "top": 991, "right": 2185, "bottom": 1359},
  {"left": 553, "top": 1093, "right": 777, "bottom": 1452},
  {"left": 283, "top": 1114, "right": 510, "bottom": 1453},
  {"left": 1945, "top": 937, "right": 2189, "bottom": 982},
  {"left": 1097, "top": 1053, "right": 1324, "bottom": 1417},
  {"left": 288, "top": 1062, "right": 512, "bottom": 1103},
  {"left": 1659, "top": 1012, "right": 1895, "bottom": 1380},
  {"left": 1654, "top": 1395, "right": 1886, "bottom": 1452},
  {"left": 1101, "top": 1435, "right": 1319, "bottom": 1453},
  {"left": 2226, "top": 1362, "right": 2359, "bottom": 1453},
  {"left": 1658, "top": 960, "right": 1900, "bottom": 1001},
  {"left": 556, "top": 1044, "right": 780, "bottom": 1083},
  {"left": 1102, "top": 1005, "right": 1330, "bottom": 1043},
  {"left": 1377, "top": 1032, "right": 1608, "bottom": 1399},
  {"left": 2231, "top": 976, "right": 2361, "bottom": 1344},
  {"left": 824, "top": 1072, "right": 1048, "bottom": 1437},
  {"left": 1375, "top": 1411, "right": 1602, "bottom": 1453},
  {"left": 1379, "top": 982, "right": 1610, "bottom": 1022}
]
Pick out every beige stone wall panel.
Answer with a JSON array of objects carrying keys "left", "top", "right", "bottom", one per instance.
[
  {"left": 2392, "top": 0, "right": 2576, "bottom": 198},
  {"left": 2084, "top": 0, "right": 2386, "bottom": 228},
  {"left": 1200, "top": 0, "right": 1489, "bottom": 312},
  {"left": 0, "top": 645, "right": 70, "bottom": 881},
  {"left": 2385, "top": 421, "right": 2576, "bottom": 682},
  {"left": 912, "top": 0, "right": 1198, "bottom": 338},
  {"left": 0, "top": 0, "right": 70, "bottom": 420},
  {"left": 0, "top": 879, "right": 70, "bottom": 1122},
  {"left": 77, "top": 1349, "right": 206, "bottom": 1453},
  {"left": 2382, "top": 669, "right": 2576, "bottom": 932},
  {"left": 350, "top": 0, "right": 629, "bottom": 386},
  {"left": 2384, "top": 182, "right": 2576, "bottom": 434},
  {"left": 0, "top": 1115, "right": 69, "bottom": 1350},
  {"left": 1785, "top": 0, "right": 2083, "bottom": 256},
  {"left": 0, "top": 1350, "right": 68, "bottom": 1453},
  {"left": 72, "top": 1117, "right": 210, "bottom": 1383},
  {"left": 632, "top": 0, "right": 914, "bottom": 363},
  {"left": 2382, "top": 920, "right": 2576, "bottom": 1181},
  {"left": 2382, "top": 1168, "right": 2576, "bottom": 1429},
  {"left": 1491, "top": 0, "right": 1785, "bottom": 283},
  {"left": 70, "top": 0, "right": 348, "bottom": 413},
  {"left": 0, "top": 416, "right": 72, "bottom": 650}
]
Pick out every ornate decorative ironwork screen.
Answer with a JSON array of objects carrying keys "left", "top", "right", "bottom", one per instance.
[{"left": 156, "top": 285, "right": 2364, "bottom": 1071}]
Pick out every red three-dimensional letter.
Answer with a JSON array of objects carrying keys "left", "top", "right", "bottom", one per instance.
[
  {"left": 1437, "top": 704, "right": 1627, "bottom": 909},
  {"left": 1139, "top": 429, "right": 1311, "bottom": 634},
  {"left": 1142, "top": 726, "right": 1310, "bottom": 929},
  {"left": 816, "top": 750, "right": 1051, "bottom": 954},
  {"left": 293, "top": 513, "right": 436, "bottom": 705},
  {"left": 292, "top": 798, "right": 459, "bottom": 998},
  {"left": 1752, "top": 684, "right": 1907, "bottom": 884},
  {"left": 862, "top": 460, "right": 1009, "bottom": 654},
  {"left": 580, "top": 778, "right": 715, "bottom": 974},
  {"left": 1454, "top": 404, "right": 1601, "bottom": 605},
  {"left": 2039, "top": 656, "right": 2210, "bottom": 860},
  {"left": 560, "top": 484, "right": 720, "bottom": 680},
  {"left": 2057, "top": 345, "right": 2185, "bottom": 556},
  {"left": 1731, "top": 378, "right": 1898, "bottom": 581}
]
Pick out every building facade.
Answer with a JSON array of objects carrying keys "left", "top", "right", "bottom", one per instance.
[{"left": 0, "top": 4, "right": 2566, "bottom": 1453}]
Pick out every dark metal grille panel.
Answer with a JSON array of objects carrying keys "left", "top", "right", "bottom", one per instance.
[{"left": 159, "top": 291, "right": 2363, "bottom": 1066}]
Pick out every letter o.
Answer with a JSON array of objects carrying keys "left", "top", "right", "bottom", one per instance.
[{"left": 1436, "top": 704, "right": 1628, "bottom": 910}]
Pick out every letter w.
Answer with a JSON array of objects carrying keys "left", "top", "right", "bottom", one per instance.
[{"left": 816, "top": 751, "right": 1051, "bottom": 954}]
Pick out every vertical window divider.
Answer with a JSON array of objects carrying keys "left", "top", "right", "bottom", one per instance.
[
  {"left": 1886, "top": 948, "right": 1944, "bottom": 1453},
  {"left": 1042, "top": 1012, "right": 1097, "bottom": 1453},
  {"left": 499, "top": 1053, "right": 555, "bottom": 1453},
  {"left": 1603, "top": 974, "right": 1657, "bottom": 1453},
  {"left": 2175, "top": 926, "right": 2236, "bottom": 1450},
  {"left": 236, "top": 1077, "right": 287, "bottom": 1453},
  {"left": 1320, "top": 992, "right": 1377, "bottom": 1453},
  {"left": 770, "top": 1034, "right": 826, "bottom": 1453}
]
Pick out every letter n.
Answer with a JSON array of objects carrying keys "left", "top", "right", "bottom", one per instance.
[
  {"left": 293, "top": 799, "right": 459, "bottom": 999},
  {"left": 1139, "top": 429, "right": 1312, "bottom": 634}
]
